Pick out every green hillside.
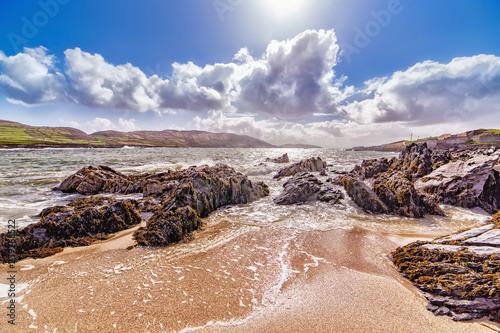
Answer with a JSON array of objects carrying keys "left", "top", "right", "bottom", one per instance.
[{"left": 0, "top": 120, "right": 276, "bottom": 148}]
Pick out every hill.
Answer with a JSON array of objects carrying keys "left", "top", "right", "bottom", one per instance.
[
  {"left": 350, "top": 129, "right": 500, "bottom": 152},
  {"left": 0, "top": 120, "right": 275, "bottom": 148}
]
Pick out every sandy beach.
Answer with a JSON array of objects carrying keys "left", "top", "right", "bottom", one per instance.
[{"left": 2, "top": 217, "right": 499, "bottom": 333}]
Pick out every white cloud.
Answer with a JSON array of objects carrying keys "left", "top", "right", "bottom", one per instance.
[
  {"left": 343, "top": 55, "right": 500, "bottom": 125},
  {"left": 236, "top": 29, "right": 340, "bottom": 119},
  {"left": 86, "top": 117, "right": 116, "bottom": 132},
  {"left": 118, "top": 118, "right": 138, "bottom": 131},
  {"left": 0, "top": 46, "right": 66, "bottom": 105}
]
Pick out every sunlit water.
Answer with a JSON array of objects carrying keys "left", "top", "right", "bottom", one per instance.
[{"left": 0, "top": 147, "right": 491, "bottom": 234}]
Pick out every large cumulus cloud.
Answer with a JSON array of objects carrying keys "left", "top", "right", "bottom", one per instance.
[
  {"left": 236, "top": 29, "right": 341, "bottom": 119},
  {"left": 343, "top": 55, "right": 500, "bottom": 124},
  {"left": 0, "top": 29, "right": 342, "bottom": 118},
  {"left": 0, "top": 46, "right": 66, "bottom": 104},
  {"left": 2, "top": 30, "right": 500, "bottom": 148}
]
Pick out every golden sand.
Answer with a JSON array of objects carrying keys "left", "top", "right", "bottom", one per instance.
[{"left": 1, "top": 220, "right": 499, "bottom": 333}]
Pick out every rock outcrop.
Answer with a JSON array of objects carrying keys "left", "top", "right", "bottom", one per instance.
[
  {"left": 392, "top": 219, "right": 500, "bottom": 322},
  {"left": 54, "top": 165, "right": 139, "bottom": 195},
  {"left": 373, "top": 171, "right": 445, "bottom": 218},
  {"left": 0, "top": 163, "right": 270, "bottom": 262},
  {"left": 342, "top": 174, "right": 389, "bottom": 214},
  {"left": 415, "top": 153, "right": 500, "bottom": 213},
  {"left": 273, "top": 157, "right": 327, "bottom": 180},
  {"left": 266, "top": 153, "right": 290, "bottom": 164},
  {"left": 133, "top": 164, "right": 269, "bottom": 246},
  {"left": 274, "top": 173, "right": 344, "bottom": 205},
  {"left": 344, "top": 142, "right": 500, "bottom": 217},
  {"left": 0, "top": 197, "right": 141, "bottom": 263}
]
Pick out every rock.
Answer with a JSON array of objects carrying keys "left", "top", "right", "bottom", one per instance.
[
  {"left": 452, "top": 313, "right": 473, "bottom": 321},
  {"left": 353, "top": 157, "right": 395, "bottom": 179},
  {"left": 394, "top": 142, "right": 437, "bottom": 180},
  {"left": 274, "top": 173, "right": 344, "bottom": 205},
  {"left": 266, "top": 153, "right": 290, "bottom": 163},
  {"left": 133, "top": 164, "right": 269, "bottom": 247},
  {"left": 55, "top": 165, "right": 138, "bottom": 195},
  {"left": 0, "top": 198, "right": 141, "bottom": 262},
  {"left": 342, "top": 174, "right": 389, "bottom": 214},
  {"left": 392, "top": 219, "right": 500, "bottom": 322},
  {"left": 415, "top": 153, "right": 500, "bottom": 213},
  {"left": 434, "top": 307, "right": 451, "bottom": 317},
  {"left": 372, "top": 172, "right": 444, "bottom": 218},
  {"left": 273, "top": 157, "right": 327, "bottom": 180}
]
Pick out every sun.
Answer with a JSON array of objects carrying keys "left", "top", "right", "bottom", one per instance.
[{"left": 258, "top": 0, "right": 307, "bottom": 21}]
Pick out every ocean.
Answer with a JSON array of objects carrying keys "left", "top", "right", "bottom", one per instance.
[{"left": 0, "top": 147, "right": 489, "bottom": 234}]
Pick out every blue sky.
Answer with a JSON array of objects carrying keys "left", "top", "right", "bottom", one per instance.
[{"left": 1, "top": 0, "right": 500, "bottom": 147}]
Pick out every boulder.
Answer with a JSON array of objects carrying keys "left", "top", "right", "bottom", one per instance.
[
  {"left": 342, "top": 174, "right": 389, "bottom": 214},
  {"left": 415, "top": 153, "right": 500, "bottom": 213},
  {"left": 0, "top": 197, "right": 141, "bottom": 263},
  {"left": 353, "top": 157, "right": 395, "bottom": 179},
  {"left": 274, "top": 172, "right": 344, "bottom": 205},
  {"left": 133, "top": 164, "right": 269, "bottom": 247},
  {"left": 373, "top": 172, "right": 444, "bottom": 218},
  {"left": 266, "top": 153, "right": 290, "bottom": 163},
  {"left": 273, "top": 157, "right": 327, "bottom": 180},
  {"left": 392, "top": 219, "right": 500, "bottom": 322},
  {"left": 55, "top": 165, "right": 139, "bottom": 195}
]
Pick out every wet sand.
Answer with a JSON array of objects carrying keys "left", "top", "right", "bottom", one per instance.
[{"left": 1, "top": 220, "right": 499, "bottom": 333}]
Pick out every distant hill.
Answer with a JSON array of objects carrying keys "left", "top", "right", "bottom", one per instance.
[
  {"left": 91, "top": 129, "right": 275, "bottom": 148},
  {"left": 278, "top": 144, "right": 322, "bottom": 148},
  {"left": 0, "top": 120, "right": 275, "bottom": 148},
  {"left": 350, "top": 129, "right": 500, "bottom": 152}
]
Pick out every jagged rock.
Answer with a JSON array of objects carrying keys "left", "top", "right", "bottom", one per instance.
[
  {"left": 373, "top": 172, "right": 444, "bottom": 218},
  {"left": 274, "top": 172, "right": 344, "bottom": 205},
  {"left": 134, "top": 164, "right": 269, "bottom": 247},
  {"left": 353, "top": 157, "right": 395, "bottom": 179},
  {"left": 342, "top": 174, "right": 389, "bottom": 214},
  {"left": 55, "top": 165, "right": 139, "bottom": 195},
  {"left": 415, "top": 153, "right": 500, "bottom": 213},
  {"left": 392, "top": 220, "right": 500, "bottom": 322},
  {"left": 0, "top": 198, "right": 141, "bottom": 262},
  {"left": 273, "top": 157, "right": 327, "bottom": 180},
  {"left": 266, "top": 153, "right": 290, "bottom": 163}
]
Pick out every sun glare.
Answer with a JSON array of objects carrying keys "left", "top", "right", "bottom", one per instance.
[{"left": 258, "top": 0, "right": 307, "bottom": 21}]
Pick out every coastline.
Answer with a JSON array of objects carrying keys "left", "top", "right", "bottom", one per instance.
[{"left": 2, "top": 218, "right": 498, "bottom": 332}]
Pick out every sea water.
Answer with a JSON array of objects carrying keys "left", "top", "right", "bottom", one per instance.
[{"left": 0, "top": 147, "right": 490, "bottom": 234}]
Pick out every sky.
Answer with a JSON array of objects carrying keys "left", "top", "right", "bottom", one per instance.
[{"left": 1, "top": 0, "right": 500, "bottom": 148}]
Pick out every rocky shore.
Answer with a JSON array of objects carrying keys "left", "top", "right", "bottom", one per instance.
[
  {"left": 340, "top": 143, "right": 500, "bottom": 216},
  {"left": 0, "top": 164, "right": 269, "bottom": 262},
  {"left": 341, "top": 142, "right": 500, "bottom": 323},
  {"left": 392, "top": 212, "right": 500, "bottom": 322}
]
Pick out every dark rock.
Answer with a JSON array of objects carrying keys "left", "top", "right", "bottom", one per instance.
[
  {"left": 274, "top": 173, "right": 344, "bottom": 205},
  {"left": 273, "top": 157, "right": 327, "bottom": 180},
  {"left": 353, "top": 157, "right": 395, "bottom": 179},
  {"left": 0, "top": 198, "right": 141, "bottom": 262},
  {"left": 266, "top": 153, "right": 290, "bottom": 164},
  {"left": 55, "top": 165, "right": 139, "bottom": 195},
  {"left": 392, "top": 221, "right": 500, "bottom": 322},
  {"left": 426, "top": 304, "right": 439, "bottom": 312},
  {"left": 342, "top": 174, "right": 388, "bottom": 214},
  {"left": 133, "top": 164, "right": 269, "bottom": 247},
  {"left": 415, "top": 153, "right": 500, "bottom": 213},
  {"left": 434, "top": 306, "right": 451, "bottom": 316},
  {"left": 372, "top": 172, "right": 444, "bottom": 218},
  {"left": 452, "top": 313, "right": 473, "bottom": 321}
]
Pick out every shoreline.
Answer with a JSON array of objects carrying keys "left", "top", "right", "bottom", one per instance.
[{"left": 2, "top": 219, "right": 498, "bottom": 332}]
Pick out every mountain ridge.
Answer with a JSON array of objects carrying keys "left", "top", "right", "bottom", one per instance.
[{"left": 0, "top": 120, "right": 275, "bottom": 148}]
